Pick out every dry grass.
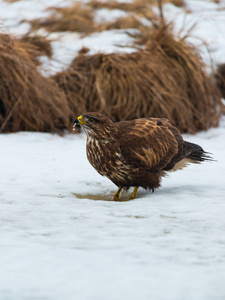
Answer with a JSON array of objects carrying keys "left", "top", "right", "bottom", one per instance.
[
  {"left": 19, "top": 34, "right": 52, "bottom": 58},
  {"left": 4, "top": 0, "right": 183, "bottom": 4},
  {"left": 170, "top": 0, "right": 183, "bottom": 7},
  {"left": 78, "top": 46, "right": 90, "bottom": 55},
  {"left": 210, "top": 0, "right": 220, "bottom": 3},
  {"left": 2, "top": 0, "right": 222, "bottom": 134},
  {"left": 28, "top": 2, "right": 97, "bottom": 34},
  {"left": 26, "top": 0, "right": 183, "bottom": 35},
  {"left": 17, "top": 34, "right": 52, "bottom": 66},
  {"left": 215, "top": 63, "right": 225, "bottom": 99},
  {"left": 127, "top": 21, "right": 157, "bottom": 46},
  {"left": 0, "top": 33, "right": 71, "bottom": 133},
  {"left": 88, "top": 0, "right": 184, "bottom": 12},
  {"left": 52, "top": 23, "right": 223, "bottom": 133},
  {"left": 27, "top": 2, "right": 145, "bottom": 34},
  {"left": 3, "top": 0, "right": 22, "bottom": 2},
  {"left": 53, "top": 69, "right": 88, "bottom": 120},
  {"left": 88, "top": 0, "right": 154, "bottom": 14},
  {"left": 98, "top": 15, "right": 143, "bottom": 31}
]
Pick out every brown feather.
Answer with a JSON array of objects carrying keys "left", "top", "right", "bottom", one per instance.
[
  {"left": 117, "top": 118, "right": 179, "bottom": 172},
  {"left": 75, "top": 112, "right": 212, "bottom": 193}
]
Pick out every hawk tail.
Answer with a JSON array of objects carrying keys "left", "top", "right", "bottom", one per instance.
[{"left": 185, "top": 142, "right": 214, "bottom": 162}]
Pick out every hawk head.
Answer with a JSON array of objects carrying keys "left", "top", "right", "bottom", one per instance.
[{"left": 73, "top": 112, "right": 114, "bottom": 139}]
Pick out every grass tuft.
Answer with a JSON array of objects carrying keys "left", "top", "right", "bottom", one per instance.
[
  {"left": 0, "top": 33, "right": 71, "bottom": 133},
  {"left": 53, "top": 23, "right": 223, "bottom": 133}
]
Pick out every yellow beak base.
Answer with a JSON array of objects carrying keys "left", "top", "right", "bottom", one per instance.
[{"left": 77, "top": 115, "right": 89, "bottom": 125}]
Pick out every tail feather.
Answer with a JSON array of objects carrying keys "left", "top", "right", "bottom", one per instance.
[
  {"left": 186, "top": 142, "right": 214, "bottom": 162},
  {"left": 163, "top": 141, "right": 214, "bottom": 171}
]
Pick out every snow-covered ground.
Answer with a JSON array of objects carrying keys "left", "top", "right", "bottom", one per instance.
[
  {"left": 1, "top": 0, "right": 225, "bottom": 299},
  {"left": 1, "top": 119, "right": 225, "bottom": 300}
]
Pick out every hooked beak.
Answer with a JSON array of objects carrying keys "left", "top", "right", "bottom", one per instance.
[{"left": 73, "top": 115, "right": 89, "bottom": 126}]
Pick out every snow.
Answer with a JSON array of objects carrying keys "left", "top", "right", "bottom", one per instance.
[
  {"left": 1, "top": 119, "right": 225, "bottom": 300},
  {"left": 95, "top": 8, "right": 129, "bottom": 23},
  {"left": 1, "top": 0, "right": 225, "bottom": 299},
  {"left": 163, "top": 0, "right": 225, "bottom": 65}
]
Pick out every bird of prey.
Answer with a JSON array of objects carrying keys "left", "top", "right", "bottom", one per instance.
[{"left": 74, "top": 112, "right": 211, "bottom": 201}]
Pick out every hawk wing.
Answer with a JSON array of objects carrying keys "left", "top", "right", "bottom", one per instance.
[{"left": 116, "top": 118, "right": 183, "bottom": 172}]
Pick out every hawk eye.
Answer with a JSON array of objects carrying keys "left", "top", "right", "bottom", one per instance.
[{"left": 88, "top": 118, "right": 95, "bottom": 123}]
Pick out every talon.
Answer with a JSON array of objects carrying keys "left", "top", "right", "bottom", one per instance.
[
  {"left": 113, "top": 186, "right": 139, "bottom": 202},
  {"left": 113, "top": 186, "right": 122, "bottom": 201},
  {"left": 129, "top": 186, "right": 138, "bottom": 201}
]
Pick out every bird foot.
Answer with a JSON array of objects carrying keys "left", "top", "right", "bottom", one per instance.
[
  {"left": 113, "top": 186, "right": 122, "bottom": 201},
  {"left": 113, "top": 186, "right": 138, "bottom": 202}
]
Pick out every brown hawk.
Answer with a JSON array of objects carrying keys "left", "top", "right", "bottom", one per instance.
[{"left": 74, "top": 112, "right": 211, "bottom": 201}]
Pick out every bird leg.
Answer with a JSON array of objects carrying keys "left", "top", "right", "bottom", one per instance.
[
  {"left": 129, "top": 186, "right": 139, "bottom": 201},
  {"left": 113, "top": 186, "right": 122, "bottom": 201},
  {"left": 113, "top": 186, "right": 139, "bottom": 202}
]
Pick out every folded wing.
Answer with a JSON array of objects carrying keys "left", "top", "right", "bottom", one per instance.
[{"left": 117, "top": 118, "right": 183, "bottom": 172}]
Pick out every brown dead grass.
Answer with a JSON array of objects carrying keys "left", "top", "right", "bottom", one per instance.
[
  {"left": 27, "top": 2, "right": 145, "bottom": 34},
  {"left": 0, "top": 33, "right": 71, "bottom": 133},
  {"left": 26, "top": 0, "right": 183, "bottom": 35},
  {"left": 98, "top": 15, "right": 143, "bottom": 31},
  {"left": 19, "top": 34, "right": 52, "bottom": 58},
  {"left": 28, "top": 2, "right": 97, "bottom": 34},
  {"left": 52, "top": 69, "right": 88, "bottom": 120},
  {"left": 3, "top": 0, "right": 22, "bottom": 2},
  {"left": 88, "top": 0, "right": 154, "bottom": 14},
  {"left": 17, "top": 34, "right": 52, "bottom": 66},
  {"left": 78, "top": 46, "right": 90, "bottom": 55},
  {"left": 52, "top": 23, "right": 223, "bottom": 133},
  {"left": 88, "top": 0, "right": 184, "bottom": 12},
  {"left": 215, "top": 63, "right": 225, "bottom": 99}
]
